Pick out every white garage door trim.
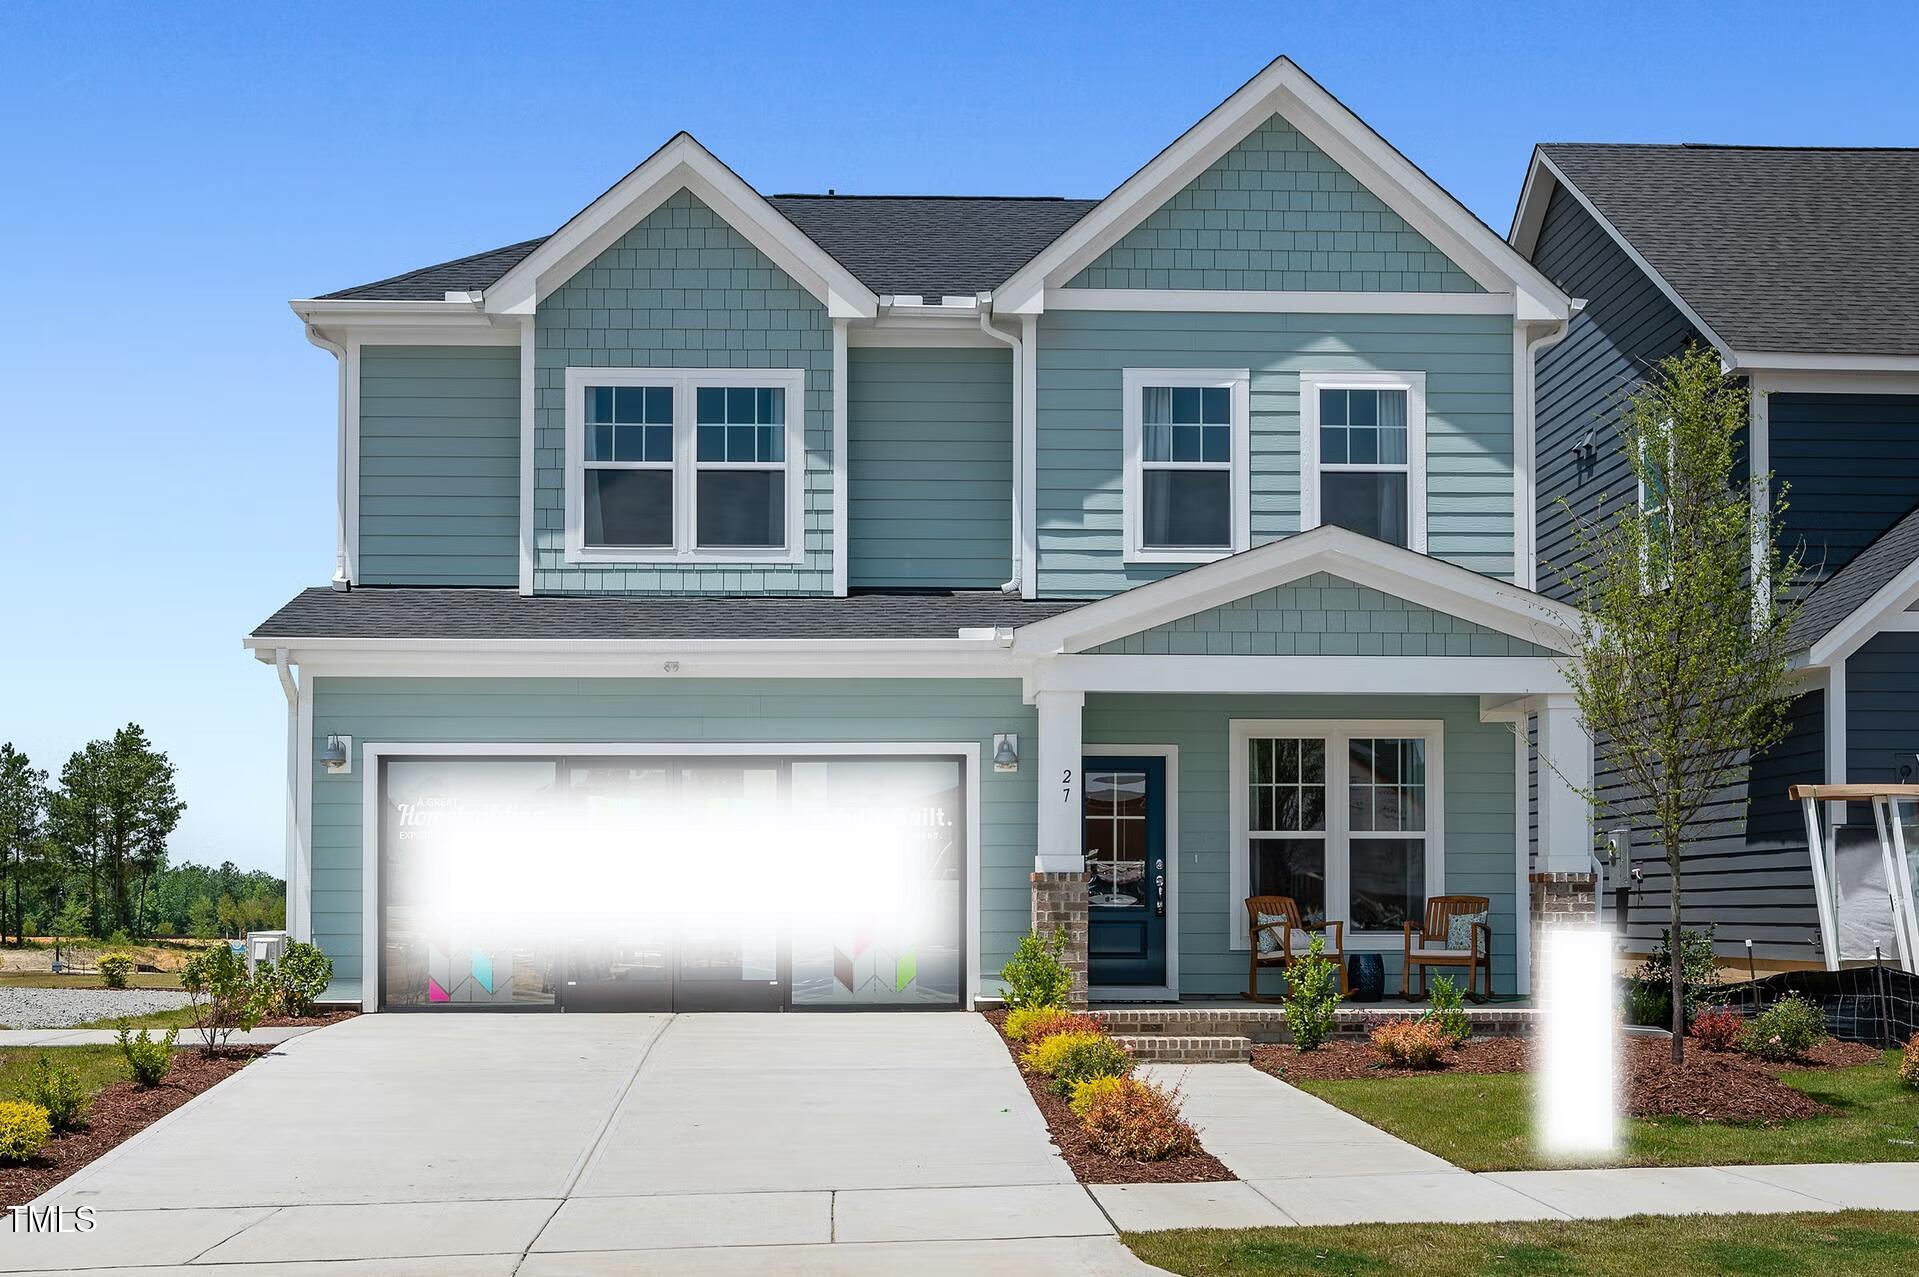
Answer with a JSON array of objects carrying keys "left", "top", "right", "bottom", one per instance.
[{"left": 358, "top": 740, "right": 984, "bottom": 1013}]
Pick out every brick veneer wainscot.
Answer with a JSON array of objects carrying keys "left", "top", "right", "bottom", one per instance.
[{"left": 1030, "top": 871, "right": 1090, "bottom": 1009}]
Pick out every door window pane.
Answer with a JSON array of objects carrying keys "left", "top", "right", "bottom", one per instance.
[
  {"left": 1085, "top": 770, "right": 1148, "bottom": 909},
  {"left": 1143, "top": 469, "right": 1230, "bottom": 547},
  {"left": 585, "top": 469, "right": 672, "bottom": 547},
  {"left": 1322, "top": 471, "right": 1408, "bottom": 546},
  {"left": 696, "top": 470, "right": 784, "bottom": 547}
]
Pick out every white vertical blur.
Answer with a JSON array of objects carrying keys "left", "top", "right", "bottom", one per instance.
[{"left": 1537, "top": 926, "right": 1618, "bottom": 1157}]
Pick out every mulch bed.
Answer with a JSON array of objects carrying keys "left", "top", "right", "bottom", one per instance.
[
  {"left": 1254, "top": 1031, "right": 1887, "bottom": 1125},
  {"left": 981, "top": 1011, "right": 1234, "bottom": 1184},
  {"left": 254, "top": 1007, "right": 359, "bottom": 1029},
  {"left": 0, "top": 1048, "right": 267, "bottom": 1203}
]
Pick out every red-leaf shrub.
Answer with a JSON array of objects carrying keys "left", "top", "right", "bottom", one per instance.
[
  {"left": 1688, "top": 1007, "right": 1743, "bottom": 1052},
  {"left": 1076, "top": 1077, "right": 1200, "bottom": 1161},
  {"left": 1370, "top": 1018, "right": 1447, "bottom": 1069}
]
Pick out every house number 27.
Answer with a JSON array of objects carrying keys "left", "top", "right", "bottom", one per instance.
[{"left": 1062, "top": 768, "right": 1074, "bottom": 802}]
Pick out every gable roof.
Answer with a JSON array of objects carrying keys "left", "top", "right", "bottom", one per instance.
[
  {"left": 1011, "top": 525, "right": 1581, "bottom": 657},
  {"left": 995, "top": 56, "right": 1571, "bottom": 318},
  {"left": 1792, "top": 501, "right": 1919, "bottom": 664},
  {"left": 1511, "top": 144, "right": 1919, "bottom": 362}
]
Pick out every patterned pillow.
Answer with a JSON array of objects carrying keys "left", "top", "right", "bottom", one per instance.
[
  {"left": 1255, "top": 912, "right": 1287, "bottom": 954},
  {"left": 1446, "top": 911, "right": 1488, "bottom": 951}
]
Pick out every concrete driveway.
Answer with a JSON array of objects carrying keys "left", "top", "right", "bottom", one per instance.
[{"left": 15, "top": 1014, "right": 1152, "bottom": 1275}]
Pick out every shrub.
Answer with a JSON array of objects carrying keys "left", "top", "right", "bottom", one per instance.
[
  {"left": 1736, "top": 993, "right": 1827, "bottom": 1062},
  {"left": 0, "top": 1101, "right": 52, "bottom": 1163},
  {"left": 1636, "top": 925, "right": 1721, "bottom": 1021},
  {"left": 1283, "top": 934, "right": 1343, "bottom": 1052},
  {"left": 1371, "top": 1018, "right": 1448, "bottom": 1069},
  {"left": 1688, "top": 1006, "right": 1743, "bottom": 1052},
  {"left": 1000, "top": 929, "right": 1074, "bottom": 1011},
  {"left": 24, "top": 1056, "right": 91, "bottom": 1131},
  {"left": 1901, "top": 1033, "right": 1919, "bottom": 1091},
  {"left": 1068, "top": 1074, "right": 1129, "bottom": 1119},
  {"left": 1077, "top": 1078, "right": 1199, "bottom": 1161},
  {"left": 117, "top": 1023, "right": 178, "bottom": 1086},
  {"left": 1024, "top": 1030, "right": 1134, "bottom": 1095},
  {"left": 1623, "top": 979, "right": 1671, "bottom": 1029},
  {"left": 1422, "top": 975, "right": 1471, "bottom": 1046},
  {"left": 97, "top": 952, "right": 135, "bottom": 990},
  {"left": 257, "top": 941, "right": 333, "bottom": 1018},
  {"left": 181, "top": 943, "right": 265, "bottom": 1049},
  {"left": 1004, "top": 1006, "right": 1067, "bottom": 1042},
  {"left": 1016, "top": 1010, "right": 1105, "bottom": 1048}
]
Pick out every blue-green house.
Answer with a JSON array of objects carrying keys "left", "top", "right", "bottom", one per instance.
[{"left": 254, "top": 57, "right": 1589, "bottom": 1014}]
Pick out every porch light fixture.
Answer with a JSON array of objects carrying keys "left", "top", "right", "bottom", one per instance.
[
  {"left": 992, "top": 734, "right": 1019, "bottom": 773},
  {"left": 321, "top": 734, "right": 352, "bottom": 774}
]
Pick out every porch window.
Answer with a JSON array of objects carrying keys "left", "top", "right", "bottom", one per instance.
[
  {"left": 1232, "top": 720, "right": 1444, "bottom": 948},
  {"left": 1122, "top": 368, "right": 1250, "bottom": 563},
  {"left": 1300, "top": 371, "right": 1427, "bottom": 552},
  {"left": 564, "top": 367, "right": 805, "bottom": 563}
]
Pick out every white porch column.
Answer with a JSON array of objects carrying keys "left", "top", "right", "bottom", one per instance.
[
  {"left": 1535, "top": 693, "right": 1594, "bottom": 872},
  {"left": 1034, "top": 690, "right": 1085, "bottom": 872}
]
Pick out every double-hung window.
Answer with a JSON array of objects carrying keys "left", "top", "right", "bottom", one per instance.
[
  {"left": 565, "top": 367, "right": 805, "bottom": 563},
  {"left": 1231, "top": 720, "right": 1444, "bottom": 948},
  {"left": 1122, "top": 368, "right": 1250, "bottom": 562},
  {"left": 1300, "top": 371, "right": 1426, "bottom": 551}
]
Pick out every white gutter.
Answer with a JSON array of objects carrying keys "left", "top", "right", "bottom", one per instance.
[
  {"left": 302, "top": 325, "right": 350, "bottom": 590},
  {"left": 977, "top": 299, "right": 1024, "bottom": 594},
  {"left": 273, "top": 648, "right": 309, "bottom": 942}
]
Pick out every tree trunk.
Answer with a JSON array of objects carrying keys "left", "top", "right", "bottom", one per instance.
[{"left": 1669, "top": 840, "right": 1685, "bottom": 1064}]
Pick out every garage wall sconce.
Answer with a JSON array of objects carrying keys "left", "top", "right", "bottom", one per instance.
[
  {"left": 321, "top": 734, "right": 353, "bottom": 774},
  {"left": 992, "top": 733, "right": 1019, "bottom": 773}
]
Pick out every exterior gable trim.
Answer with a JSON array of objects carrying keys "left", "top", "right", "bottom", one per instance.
[
  {"left": 1806, "top": 553, "right": 1919, "bottom": 669},
  {"left": 1010, "top": 525, "right": 1581, "bottom": 657},
  {"left": 996, "top": 58, "right": 1570, "bottom": 320},
  {"left": 483, "top": 134, "right": 878, "bottom": 319},
  {"left": 1046, "top": 289, "right": 1517, "bottom": 315}
]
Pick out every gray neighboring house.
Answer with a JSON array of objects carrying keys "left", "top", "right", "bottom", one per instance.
[{"left": 1512, "top": 143, "right": 1919, "bottom": 965}]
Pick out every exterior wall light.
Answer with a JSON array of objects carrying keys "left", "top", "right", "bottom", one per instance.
[
  {"left": 321, "top": 734, "right": 353, "bottom": 774},
  {"left": 992, "top": 733, "right": 1019, "bottom": 773}
]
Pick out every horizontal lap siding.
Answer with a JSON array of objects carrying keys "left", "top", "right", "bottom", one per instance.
[
  {"left": 358, "top": 347, "right": 520, "bottom": 585},
  {"left": 307, "top": 679, "right": 1035, "bottom": 985},
  {"left": 1772, "top": 393, "right": 1919, "bottom": 589},
  {"left": 1084, "top": 694, "right": 1517, "bottom": 995},
  {"left": 1035, "top": 311, "right": 1514, "bottom": 597},
  {"left": 847, "top": 347, "right": 1012, "bottom": 587}
]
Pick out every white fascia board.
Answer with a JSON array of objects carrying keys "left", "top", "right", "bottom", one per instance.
[
  {"left": 1045, "top": 289, "right": 1516, "bottom": 315},
  {"left": 289, "top": 300, "right": 519, "bottom": 345},
  {"left": 995, "top": 57, "right": 1570, "bottom": 319},
  {"left": 1727, "top": 350, "right": 1919, "bottom": 375},
  {"left": 849, "top": 313, "right": 1003, "bottom": 348},
  {"left": 1029, "top": 654, "right": 1570, "bottom": 697},
  {"left": 1807, "top": 554, "right": 1919, "bottom": 668},
  {"left": 1749, "top": 370, "right": 1919, "bottom": 396},
  {"left": 482, "top": 133, "right": 877, "bottom": 318},
  {"left": 1010, "top": 525, "right": 1582, "bottom": 657},
  {"left": 1507, "top": 150, "right": 1555, "bottom": 257}
]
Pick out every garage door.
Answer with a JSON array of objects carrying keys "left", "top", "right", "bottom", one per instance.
[{"left": 378, "top": 752, "right": 966, "bottom": 1011}]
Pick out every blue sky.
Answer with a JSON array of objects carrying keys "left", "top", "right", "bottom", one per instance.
[{"left": 2, "top": 0, "right": 1913, "bottom": 874}]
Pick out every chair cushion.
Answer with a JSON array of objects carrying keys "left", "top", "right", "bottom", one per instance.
[
  {"left": 1255, "top": 916, "right": 1339, "bottom": 958},
  {"left": 1446, "top": 911, "right": 1488, "bottom": 951},
  {"left": 1412, "top": 944, "right": 1464, "bottom": 959},
  {"left": 1254, "top": 912, "right": 1286, "bottom": 955}
]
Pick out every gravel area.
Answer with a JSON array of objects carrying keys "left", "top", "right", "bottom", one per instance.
[{"left": 0, "top": 986, "right": 192, "bottom": 1030}]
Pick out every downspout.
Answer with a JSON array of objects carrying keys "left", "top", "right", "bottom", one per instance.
[
  {"left": 978, "top": 301, "right": 1023, "bottom": 594},
  {"left": 274, "top": 648, "right": 306, "bottom": 941},
  {"left": 1519, "top": 303, "right": 1582, "bottom": 591},
  {"left": 303, "top": 325, "right": 351, "bottom": 591}
]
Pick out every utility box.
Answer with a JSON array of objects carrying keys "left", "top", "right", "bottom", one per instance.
[{"left": 246, "top": 930, "right": 289, "bottom": 973}]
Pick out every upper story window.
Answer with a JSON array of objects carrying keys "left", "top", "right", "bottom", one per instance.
[
  {"left": 1300, "top": 371, "right": 1427, "bottom": 552},
  {"left": 1121, "top": 368, "right": 1251, "bottom": 563},
  {"left": 565, "top": 368, "right": 804, "bottom": 564}
]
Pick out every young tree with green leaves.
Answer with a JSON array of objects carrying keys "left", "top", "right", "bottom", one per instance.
[
  {"left": 0, "top": 744, "right": 51, "bottom": 946},
  {"left": 1557, "top": 344, "right": 1803, "bottom": 1063},
  {"left": 46, "top": 725, "right": 185, "bottom": 937}
]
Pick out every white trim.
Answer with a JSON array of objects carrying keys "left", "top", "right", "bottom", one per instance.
[
  {"left": 1825, "top": 662, "right": 1848, "bottom": 831},
  {"left": 1082, "top": 743, "right": 1180, "bottom": 1000},
  {"left": 249, "top": 644, "right": 1021, "bottom": 683},
  {"left": 1019, "top": 314, "right": 1039, "bottom": 599},
  {"left": 295, "top": 669, "right": 314, "bottom": 943},
  {"left": 1030, "top": 654, "right": 1570, "bottom": 697},
  {"left": 849, "top": 320, "right": 1003, "bottom": 349},
  {"left": 1744, "top": 370, "right": 1919, "bottom": 397},
  {"left": 1011, "top": 523, "right": 1582, "bottom": 657},
  {"left": 1047, "top": 289, "right": 1517, "bottom": 315},
  {"left": 1121, "top": 368, "right": 1252, "bottom": 564},
  {"left": 1807, "top": 553, "right": 1919, "bottom": 668},
  {"left": 301, "top": 325, "right": 351, "bottom": 588},
  {"left": 1298, "top": 369, "right": 1428, "bottom": 554},
  {"left": 1228, "top": 718, "right": 1446, "bottom": 952},
  {"left": 518, "top": 316, "right": 536, "bottom": 594},
  {"left": 343, "top": 337, "right": 362, "bottom": 586},
  {"left": 1728, "top": 351, "right": 1919, "bottom": 375},
  {"left": 358, "top": 740, "right": 983, "bottom": 1013},
  {"left": 996, "top": 57, "right": 1569, "bottom": 319},
  {"left": 832, "top": 320, "right": 850, "bottom": 596},
  {"left": 483, "top": 135, "right": 877, "bottom": 319},
  {"left": 288, "top": 300, "right": 521, "bottom": 345},
  {"left": 561, "top": 366, "right": 806, "bottom": 566}
]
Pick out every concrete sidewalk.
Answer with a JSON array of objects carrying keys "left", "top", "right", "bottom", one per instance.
[{"left": 0, "top": 1025, "right": 319, "bottom": 1048}]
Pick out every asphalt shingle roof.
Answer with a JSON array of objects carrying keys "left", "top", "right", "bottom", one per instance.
[
  {"left": 1789, "top": 503, "right": 1919, "bottom": 652},
  {"left": 315, "top": 196, "right": 1096, "bottom": 302},
  {"left": 250, "top": 588, "right": 1082, "bottom": 641},
  {"left": 1540, "top": 144, "right": 1919, "bottom": 357}
]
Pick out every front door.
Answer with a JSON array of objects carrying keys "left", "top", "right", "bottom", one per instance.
[{"left": 1083, "top": 756, "right": 1167, "bottom": 989}]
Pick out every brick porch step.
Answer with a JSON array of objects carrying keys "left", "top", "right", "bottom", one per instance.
[
  {"left": 1096, "top": 1004, "right": 1539, "bottom": 1042},
  {"left": 1112, "top": 1033, "right": 1253, "bottom": 1063}
]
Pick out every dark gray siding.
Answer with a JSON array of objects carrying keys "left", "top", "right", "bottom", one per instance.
[
  {"left": 1847, "top": 631, "right": 1919, "bottom": 793},
  {"left": 1772, "top": 393, "right": 1919, "bottom": 590}
]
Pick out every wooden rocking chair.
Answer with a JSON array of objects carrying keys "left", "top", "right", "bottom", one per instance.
[
  {"left": 1402, "top": 894, "right": 1492, "bottom": 1002},
  {"left": 1243, "top": 895, "right": 1347, "bottom": 1003}
]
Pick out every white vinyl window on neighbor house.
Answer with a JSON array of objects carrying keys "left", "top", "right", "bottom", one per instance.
[
  {"left": 565, "top": 367, "right": 805, "bottom": 563},
  {"left": 1300, "top": 370, "right": 1427, "bottom": 552},
  {"left": 1229, "top": 719, "right": 1445, "bottom": 950},
  {"left": 1122, "top": 368, "right": 1251, "bottom": 563}
]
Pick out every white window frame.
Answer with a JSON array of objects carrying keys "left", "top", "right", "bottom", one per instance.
[
  {"left": 1299, "top": 370, "right": 1428, "bottom": 553},
  {"left": 564, "top": 366, "right": 806, "bottom": 564},
  {"left": 1121, "top": 367, "right": 1251, "bottom": 564},
  {"left": 1637, "top": 425, "right": 1675, "bottom": 592},
  {"left": 1227, "top": 718, "right": 1446, "bottom": 952}
]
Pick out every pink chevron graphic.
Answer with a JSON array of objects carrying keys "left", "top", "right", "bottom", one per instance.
[{"left": 427, "top": 976, "right": 449, "bottom": 1003}]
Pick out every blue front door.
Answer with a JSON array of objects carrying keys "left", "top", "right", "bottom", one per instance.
[{"left": 1083, "top": 756, "right": 1167, "bottom": 989}]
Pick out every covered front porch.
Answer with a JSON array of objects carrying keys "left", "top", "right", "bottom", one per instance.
[{"left": 1009, "top": 527, "right": 1598, "bottom": 1006}]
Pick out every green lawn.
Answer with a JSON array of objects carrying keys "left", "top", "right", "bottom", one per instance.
[
  {"left": 1298, "top": 1051, "right": 1919, "bottom": 1171},
  {"left": 1128, "top": 1212, "right": 1919, "bottom": 1277},
  {"left": 0, "top": 1044, "right": 134, "bottom": 1102},
  {"left": 0, "top": 971, "right": 185, "bottom": 990},
  {"left": 73, "top": 1006, "right": 199, "bottom": 1031}
]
